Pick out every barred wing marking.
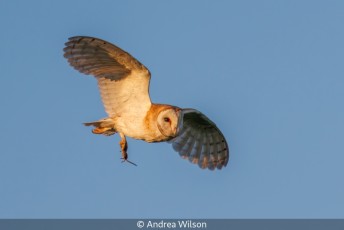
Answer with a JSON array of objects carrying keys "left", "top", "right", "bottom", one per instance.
[
  {"left": 169, "top": 109, "right": 229, "bottom": 170},
  {"left": 63, "top": 36, "right": 151, "bottom": 116}
]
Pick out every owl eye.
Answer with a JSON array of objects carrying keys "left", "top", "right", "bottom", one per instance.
[{"left": 164, "top": 117, "right": 170, "bottom": 123}]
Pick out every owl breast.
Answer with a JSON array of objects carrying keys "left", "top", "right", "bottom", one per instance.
[{"left": 112, "top": 113, "right": 163, "bottom": 142}]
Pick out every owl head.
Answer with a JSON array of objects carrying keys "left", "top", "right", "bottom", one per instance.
[{"left": 157, "top": 107, "right": 182, "bottom": 139}]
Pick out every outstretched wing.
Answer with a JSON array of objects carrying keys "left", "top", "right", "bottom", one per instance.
[
  {"left": 169, "top": 109, "right": 229, "bottom": 170},
  {"left": 63, "top": 36, "right": 151, "bottom": 116}
]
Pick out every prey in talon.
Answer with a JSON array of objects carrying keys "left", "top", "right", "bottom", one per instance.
[{"left": 119, "top": 134, "right": 137, "bottom": 166}]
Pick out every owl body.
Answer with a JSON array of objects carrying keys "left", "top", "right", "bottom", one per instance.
[
  {"left": 87, "top": 103, "right": 179, "bottom": 143},
  {"left": 112, "top": 114, "right": 148, "bottom": 140},
  {"left": 64, "top": 36, "right": 229, "bottom": 170}
]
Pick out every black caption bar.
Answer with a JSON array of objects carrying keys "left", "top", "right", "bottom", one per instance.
[{"left": 1, "top": 219, "right": 344, "bottom": 230}]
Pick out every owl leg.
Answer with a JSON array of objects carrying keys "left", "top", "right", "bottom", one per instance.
[
  {"left": 119, "top": 134, "right": 128, "bottom": 159},
  {"left": 119, "top": 133, "right": 137, "bottom": 166}
]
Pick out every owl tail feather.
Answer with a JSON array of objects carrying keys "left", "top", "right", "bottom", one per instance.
[{"left": 84, "top": 118, "right": 117, "bottom": 136}]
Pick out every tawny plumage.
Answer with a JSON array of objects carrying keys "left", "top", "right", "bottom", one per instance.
[{"left": 63, "top": 36, "right": 229, "bottom": 170}]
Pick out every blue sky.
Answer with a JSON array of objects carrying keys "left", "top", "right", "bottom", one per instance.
[{"left": 0, "top": 0, "right": 343, "bottom": 218}]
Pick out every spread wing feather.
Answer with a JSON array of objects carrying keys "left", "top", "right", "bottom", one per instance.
[
  {"left": 169, "top": 109, "right": 229, "bottom": 170},
  {"left": 63, "top": 36, "right": 151, "bottom": 116}
]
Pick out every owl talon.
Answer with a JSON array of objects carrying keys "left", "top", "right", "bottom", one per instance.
[
  {"left": 121, "top": 157, "right": 138, "bottom": 166},
  {"left": 118, "top": 133, "right": 136, "bottom": 166},
  {"left": 120, "top": 152, "right": 137, "bottom": 166}
]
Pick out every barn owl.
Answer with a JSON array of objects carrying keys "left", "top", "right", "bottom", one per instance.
[{"left": 63, "top": 36, "right": 229, "bottom": 170}]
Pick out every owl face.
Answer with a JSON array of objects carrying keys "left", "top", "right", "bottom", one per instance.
[{"left": 157, "top": 108, "right": 181, "bottom": 139}]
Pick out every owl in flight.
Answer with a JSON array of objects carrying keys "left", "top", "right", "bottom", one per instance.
[{"left": 63, "top": 36, "right": 229, "bottom": 170}]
